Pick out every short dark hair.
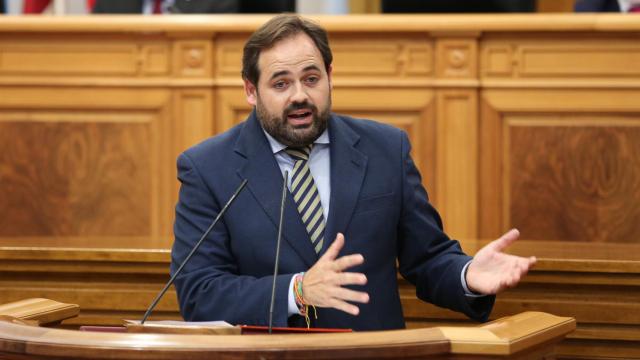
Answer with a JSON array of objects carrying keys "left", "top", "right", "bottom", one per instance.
[{"left": 242, "top": 14, "right": 333, "bottom": 86}]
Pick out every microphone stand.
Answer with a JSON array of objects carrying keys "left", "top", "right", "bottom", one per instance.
[
  {"left": 268, "top": 171, "right": 288, "bottom": 334},
  {"left": 140, "top": 179, "right": 248, "bottom": 324}
]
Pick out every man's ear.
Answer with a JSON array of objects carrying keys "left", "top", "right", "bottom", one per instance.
[
  {"left": 243, "top": 79, "right": 258, "bottom": 106},
  {"left": 327, "top": 65, "right": 333, "bottom": 90}
]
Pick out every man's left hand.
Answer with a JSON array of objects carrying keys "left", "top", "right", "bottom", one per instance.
[{"left": 465, "top": 229, "right": 536, "bottom": 295}]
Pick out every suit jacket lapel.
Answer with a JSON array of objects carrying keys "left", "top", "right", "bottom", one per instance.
[
  {"left": 234, "top": 111, "right": 318, "bottom": 267},
  {"left": 324, "top": 115, "right": 368, "bottom": 252}
]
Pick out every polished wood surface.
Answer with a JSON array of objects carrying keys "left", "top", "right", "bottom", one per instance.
[
  {"left": 0, "top": 298, "right": 79, "bottom": 326},
  {"left": 509, "top": 125, "right": 640, "bottom": 243},
  {"left": 0, "top": 311, "right": 573, "bottom": 359}
]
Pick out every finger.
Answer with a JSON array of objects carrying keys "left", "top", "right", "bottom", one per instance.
[
  {"left": 320, "top": 233, "right": 345, "bottom": 262},
  {"left": 333, "top": 254, "right": 365, "bottom": 272},
  {"left": 514, "top": 255, "right": 535, "bottom": 274},
  {"left": 490, "top": 228, "right": 520, "bottom": 253},
  {"left": 332, "top": 287, "right": 370, "bottom": 304},
  {"left": 329, "top": 298, "right": 360, "bottom": 316},
  {"left": 337, "top": 272, "right": 367, "bottom": 286},
  {"left": 508, "top": 272, "right": 521, "bottom": 287},
  {"left": 517, "top": 260, "right": 530, "bottom": 275}
]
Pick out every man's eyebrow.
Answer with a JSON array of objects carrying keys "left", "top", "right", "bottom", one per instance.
[
  {"left": 269, "top": 70, "right": 290, "bottom": 81},
  {"left": 303, "top": 65, "right": 321, "bottom": 73},
  {"left": 268, "top": 65, "right": 321, "bottom": 82}
]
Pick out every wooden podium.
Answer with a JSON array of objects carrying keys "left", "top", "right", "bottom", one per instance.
[{"left": 0, "top": 300, "right": 575, "bottom": 360}]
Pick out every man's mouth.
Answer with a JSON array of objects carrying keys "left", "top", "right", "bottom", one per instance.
[{"left": 286, "top": 109, "right": 313, "bottom": 126}]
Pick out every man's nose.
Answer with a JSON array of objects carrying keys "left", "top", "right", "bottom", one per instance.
[{"left": 289, "top": 82, "right": 310, "bottom": 104}]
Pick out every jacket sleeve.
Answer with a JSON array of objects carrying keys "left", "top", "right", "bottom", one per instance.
[
  {"left": 171, "top": 152, "right": 293, "bottom": 326},
  {"left": 395, "top": 131, "right": 495, "bottom": 322}
]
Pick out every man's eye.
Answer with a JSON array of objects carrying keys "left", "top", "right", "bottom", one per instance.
[
  {"left": 274, "top": 81, "right": 287, "bottom": 89},
  {"left": 306, "top": 76, "right": 319, "bottom": 84}
]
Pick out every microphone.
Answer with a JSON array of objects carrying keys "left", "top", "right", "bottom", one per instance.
[
  {"left": 268, "top": 171, "right": 288, "bottom": 334},
  {"left": 141, "top": 179, "right": 248, "bottom": 324}
]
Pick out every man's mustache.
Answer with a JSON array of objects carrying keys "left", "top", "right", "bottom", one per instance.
[{"left": 284, "top": 101, "right": 318, "bottom": 115}]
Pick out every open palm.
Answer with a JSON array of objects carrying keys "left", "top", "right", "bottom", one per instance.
[{"left": 465, "top": 229, "right": 536, "bottom": 295}]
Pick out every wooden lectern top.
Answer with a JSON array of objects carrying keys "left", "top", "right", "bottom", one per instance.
[{"left": 0, "top": 311, "right": 574, "bottom": 360}]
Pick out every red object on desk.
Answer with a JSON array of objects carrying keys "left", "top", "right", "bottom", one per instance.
[{"left": 240, "top": 325, "right": 352, "bottom": 334}]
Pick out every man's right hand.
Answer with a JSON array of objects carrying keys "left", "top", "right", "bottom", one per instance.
[{"left": 301, "top": 233, "right": 369, "bottom": 315}]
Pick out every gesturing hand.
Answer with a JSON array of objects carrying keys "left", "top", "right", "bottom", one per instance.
[
  {"left": 302, "top": 233, "right": 369, "bottom": 315},
  {"left": 466, "top": 229, "right": 537, "bottom": 295}
]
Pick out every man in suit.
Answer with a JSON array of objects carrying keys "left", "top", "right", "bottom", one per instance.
[{"left": 171, "top": 14, "right": 536, "bottom": 331}]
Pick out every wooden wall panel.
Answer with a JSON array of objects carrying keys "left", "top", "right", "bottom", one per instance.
[
  {"left": 435, "top": 90, "right": 478, "bottom": 239},
  {"left": 215, "top": 34, "right": 249, "bottom": 81},
  {"left": 435, "top": 38, "right": 477, "bottom": 79},
  {"left": 509, "top": 119, "right": 640, "bottom": 243},
  {"left": 482, "top": 35, "right": 640, "bottom": 80},
  {"left": 0, "top": 88, "right": 175, "bottom": 248},
  {"left": 332, "top": 36, "right": 434, "bottom": 78},
  {"left": 0, "top": 35, "right": 170, "bottom": 77},
  {"left": 0, "top": 115, "right": 151, "bottom": 237},
  {"left": 172, "top": 40, "right": 213, "bottom": 78},
  {"left": 480, "top": 90, "right": 640, "bottom": 242},
  {"left": 214, "top": 87, "right": 251, "bottom": 133}
]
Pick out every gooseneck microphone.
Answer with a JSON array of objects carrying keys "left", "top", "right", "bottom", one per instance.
[
  {"left": 268, "top": 171, "right": 288, "bottom": 334},
  {"left": 141, "top": 179, "right": 248, "bottom": 324}
]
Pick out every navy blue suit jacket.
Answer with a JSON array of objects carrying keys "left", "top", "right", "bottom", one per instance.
[{"left": 171, "top": 111, "right": 494, "bottom": 330}]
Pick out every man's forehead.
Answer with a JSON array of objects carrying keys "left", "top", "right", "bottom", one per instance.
[{"left": 257, "top": 34, "right": 324, "bottom": 77}]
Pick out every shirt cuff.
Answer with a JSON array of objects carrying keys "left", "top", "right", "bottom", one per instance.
[
  {"left": 287, "top": 272, "right": 303, "bottom": 316},
  {"left": 461, "top": 260, "right": 486, "bottom": 298}
]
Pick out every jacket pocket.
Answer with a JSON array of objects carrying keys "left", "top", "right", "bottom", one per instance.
[{"left": 353, "top": 192, "right": 394, "bottom": 215}]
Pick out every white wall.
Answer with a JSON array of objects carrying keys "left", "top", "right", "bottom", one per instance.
[{"left": 296, "top": 0, "right": 349, "bottom": 14}]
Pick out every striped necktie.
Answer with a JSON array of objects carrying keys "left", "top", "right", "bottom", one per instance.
[{"left": 285, "top": 146, "right": 325, "bottom": 254}]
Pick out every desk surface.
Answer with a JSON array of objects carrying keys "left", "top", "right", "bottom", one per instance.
[{"left": 0, "top": 312, "right": 574, "bottom": 359}]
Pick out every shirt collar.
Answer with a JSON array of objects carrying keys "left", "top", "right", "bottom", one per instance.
[{"left": 262, "top": 126, "right": 330, "bottom": 155}]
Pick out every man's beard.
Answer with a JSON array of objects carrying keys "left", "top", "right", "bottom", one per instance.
[{"left": 257, "top": 98, "right": 331, "bottom": 148}]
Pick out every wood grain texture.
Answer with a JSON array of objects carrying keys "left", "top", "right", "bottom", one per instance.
[
  {"left": 0, "top": 310, "right": 573, "bottom": 359},
  {"left": 480, "top": 90, "right": 640, "bottom": 243},
  {"left": 0, "top": 121, "right": 150, "bottom": 237},
  {"left": 0, "top": 298, "right": 79, "bottom": 325},
  {"left": 509, "top": 123, "right": 640, "bottom": 243}
]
